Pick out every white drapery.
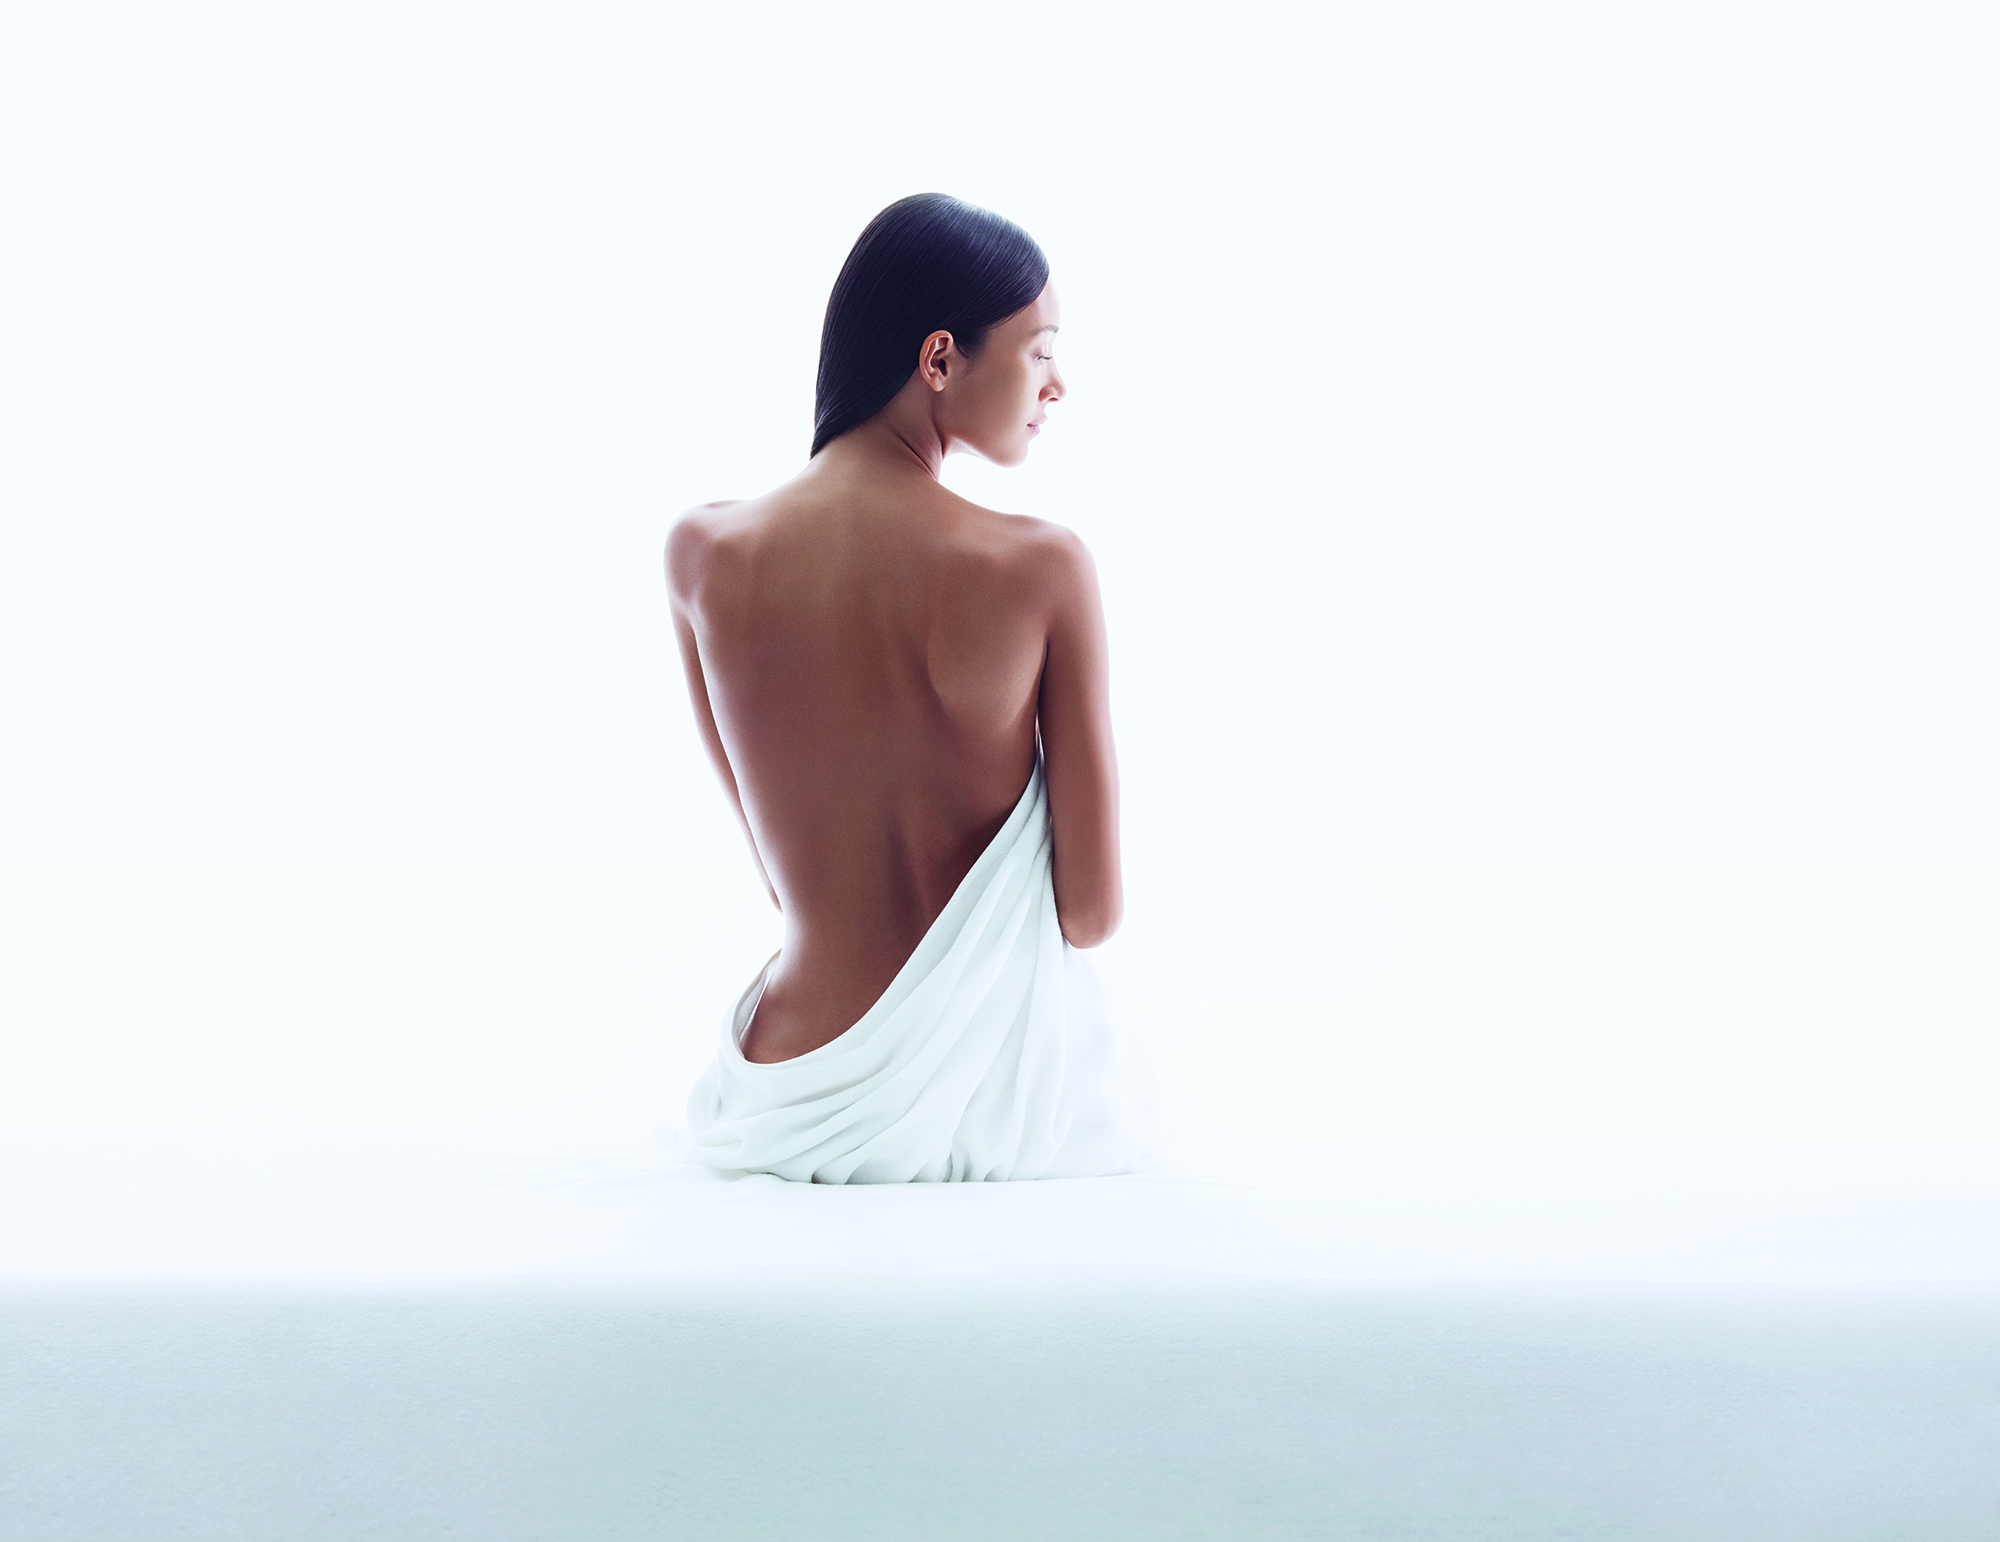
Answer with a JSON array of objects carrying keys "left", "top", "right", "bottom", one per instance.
[{"left": 683, "top": 763, "right": 1166, "bottom": 1183}]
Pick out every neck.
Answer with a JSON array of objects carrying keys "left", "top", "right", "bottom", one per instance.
[{"left": 811, "top": 395, "right": 949, "bottom": 482}]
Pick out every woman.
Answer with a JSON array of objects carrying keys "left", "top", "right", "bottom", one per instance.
[{"left": 669, "top": 194, "right": 1163, "bottom": 1182}]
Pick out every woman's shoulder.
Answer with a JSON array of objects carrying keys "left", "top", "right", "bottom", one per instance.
[
  {"left": 663, "top": 499, "right": 754, "bottom": 603},
  {"left": 941, "top": 489, "right": 1091, "bottom": 564},
  {"left": 934, "top": 495, "right": 1100, "bottom": 616},
  {"left": 668, "top": 497, "right": 747, "bottom": 543}
]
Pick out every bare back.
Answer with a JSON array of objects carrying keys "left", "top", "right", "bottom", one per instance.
[{"left": 667, "top": 454, "right": 1120, "bottom": 1064}]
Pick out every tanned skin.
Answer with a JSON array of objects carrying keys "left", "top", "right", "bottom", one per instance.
[{"left": 666, "top": 282, "right": 1120, "bottom": 1065}]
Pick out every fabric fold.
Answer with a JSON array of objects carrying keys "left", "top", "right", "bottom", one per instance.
[{"left": 682, "top": 761, "right": 1166, "bottom": 1183}]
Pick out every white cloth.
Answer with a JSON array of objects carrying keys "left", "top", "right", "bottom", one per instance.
[{"left": 682, "top": 761, "right": 1166, "bottom": 1183}]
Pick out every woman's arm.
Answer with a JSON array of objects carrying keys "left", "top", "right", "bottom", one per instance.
[
  {"left": 666, "top": 518, "right": 780, "bottom": 911},
  {"left": 1035, "top": 530, "right": 1122, "bottom": 947}
]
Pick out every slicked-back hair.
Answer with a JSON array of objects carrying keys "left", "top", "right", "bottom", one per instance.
[{"left": 811, "top": 194, "right": 1050, "bottom": 457}]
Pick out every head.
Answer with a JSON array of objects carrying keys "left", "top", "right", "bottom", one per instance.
[{"left": 812, "top": 193, "right": 1064, "bottom": 467}]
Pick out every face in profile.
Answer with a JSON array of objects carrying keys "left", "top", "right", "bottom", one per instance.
[{"left": 937, "top": 283, "right": 1065, "bottom": 468}]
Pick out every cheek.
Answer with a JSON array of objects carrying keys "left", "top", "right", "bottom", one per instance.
[
  {"left": 962, "top": 359, "right": 1037, "bottom": 429},
  {"left": 977, "top": 365, "right": 1034, "bottom": 418}
]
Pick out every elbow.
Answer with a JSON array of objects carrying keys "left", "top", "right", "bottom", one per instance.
[
  {"left": 1058, "top": 900, "right": 1122, "bottom": 950},
  {"left": 1055, "top": 860, "right": 1123, "bottom": 947}
]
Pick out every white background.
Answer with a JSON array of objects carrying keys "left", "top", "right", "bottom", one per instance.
[{"left": 3, "top": 1, "right": 1994, "bottom": 1144}]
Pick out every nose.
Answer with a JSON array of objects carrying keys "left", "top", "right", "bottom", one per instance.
[{"left": 1044, "top": 363, "right": 1065, "bottom": 402}]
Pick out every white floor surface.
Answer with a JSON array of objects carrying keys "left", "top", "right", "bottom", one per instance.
[{"left": 4, "top": 1134, "right": 1999, "bottom": 1541}]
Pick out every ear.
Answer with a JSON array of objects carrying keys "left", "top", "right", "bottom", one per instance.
[{"left": 916, "top": 330, "right": 955, "bottom": 393}]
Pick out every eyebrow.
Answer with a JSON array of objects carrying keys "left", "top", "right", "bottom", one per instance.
[{"left": 1037, "top": 325, "right": 1059, "bottom": 334}]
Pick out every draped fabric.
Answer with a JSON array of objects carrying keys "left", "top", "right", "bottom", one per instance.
[{"left": 683, "top": 761, "right": 1166, "bottom": 1183}]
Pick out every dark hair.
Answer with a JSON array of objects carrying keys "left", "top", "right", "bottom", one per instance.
[{"left": 811, "top": 194, "right": 1050, "bottom": 456}]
